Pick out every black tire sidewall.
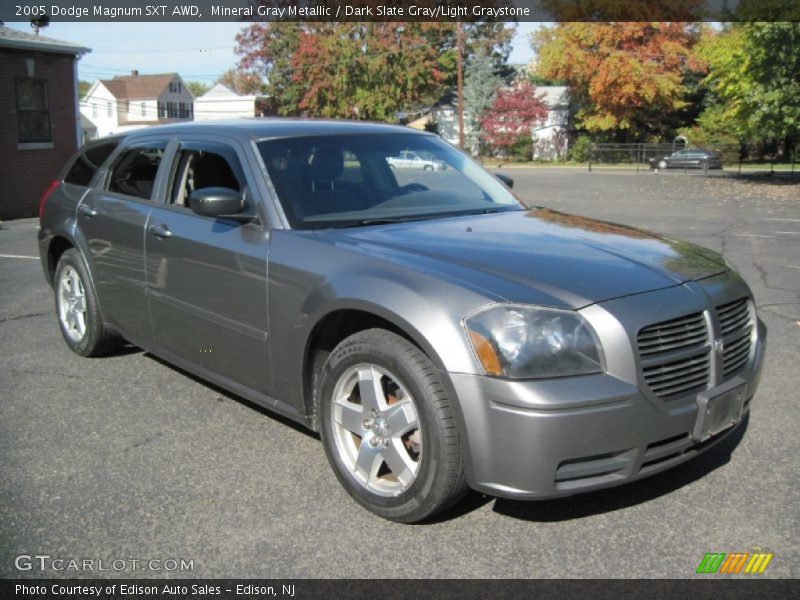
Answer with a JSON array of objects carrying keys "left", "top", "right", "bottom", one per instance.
[{"left": 318, "top": 332, "right": 449, "bottom": 521}]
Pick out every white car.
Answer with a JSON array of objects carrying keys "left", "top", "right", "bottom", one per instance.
[{"left": 387, "top": 150, "right": 447, "bottom": 171}]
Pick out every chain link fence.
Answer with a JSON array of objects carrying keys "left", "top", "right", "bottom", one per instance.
[{"left": 587, "top": 142, "right": 799, "bottom": 177}]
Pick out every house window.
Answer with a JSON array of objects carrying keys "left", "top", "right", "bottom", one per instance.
[
  {"left": 107, "top": 101, "right": 112, "bottom": 117},
  {"left": 16, "top": 79, "right": 51, "bottom": 143},
  {"left": 169, "top": 80, "right": 181, "bottom": 94},
  {"left": 92, "top": 103, "right": 97, "bottom": 118},
  {"left": 141, "top": 102, "right": 146, "bottom": 117}
]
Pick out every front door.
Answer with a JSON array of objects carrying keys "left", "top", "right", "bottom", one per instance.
[{"left": 144, "top": 138, "right": 272, "bottom": 395}]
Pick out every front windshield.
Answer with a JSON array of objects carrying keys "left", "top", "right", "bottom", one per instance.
[{"left": 257, "top": 132, "right": 522, "bottom": 229}]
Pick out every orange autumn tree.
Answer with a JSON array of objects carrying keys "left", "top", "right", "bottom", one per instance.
[{"left": 533, "top": 22, "right": 703, "bottom": 139}]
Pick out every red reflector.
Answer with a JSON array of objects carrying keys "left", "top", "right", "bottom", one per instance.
[{"left": 38, "top": 180, "right": 60, "bottom": 221}]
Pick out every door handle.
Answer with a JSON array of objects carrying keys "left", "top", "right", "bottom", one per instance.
[
  {"left": 78, "top": 204, "right": 98, "bottom": 217},
  {"left": 148, "top": 223, "right": 172, "bottom": 238}
]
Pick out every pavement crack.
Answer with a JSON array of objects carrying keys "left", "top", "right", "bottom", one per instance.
[{"left": 0, "top": 311, "right": 50, "bottom": 324}]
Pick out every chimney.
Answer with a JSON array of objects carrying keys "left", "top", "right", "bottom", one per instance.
[{"left": 131, "top": 70, "right": 139, "bottom": 77}]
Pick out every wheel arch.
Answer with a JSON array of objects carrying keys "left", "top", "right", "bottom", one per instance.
[{"left": 300, "top": 302, "right": 449, "bottom": 431}]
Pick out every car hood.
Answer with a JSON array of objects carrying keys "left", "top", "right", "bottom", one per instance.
[{"left": 315, "top": 208, "right": 727, "bottom": 309}]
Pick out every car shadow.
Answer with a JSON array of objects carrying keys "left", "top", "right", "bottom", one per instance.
[
  {"left": 105, "top": 342, "right": 144, "bottom": 357},
  {"left": 491, "top": 415, "right": 749, "bottom": 523},
  {"left": 143, "top": 352, "right": 320, "bottom": 440}
]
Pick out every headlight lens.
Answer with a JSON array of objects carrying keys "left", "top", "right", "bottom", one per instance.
[{"left": 465, "top": 305, "right": 605, "bottom": 379}]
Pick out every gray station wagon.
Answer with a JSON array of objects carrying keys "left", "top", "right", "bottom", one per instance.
[{"left": 38, "top": 120, "right": 766, "bottom": 522}]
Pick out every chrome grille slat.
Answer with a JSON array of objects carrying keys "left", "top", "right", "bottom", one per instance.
[
  {"left": 637, "top": 311, "right": 710, "bottom": 400},
  {"left": 716, "top": 298, "right": 753, "bottom": 378}
]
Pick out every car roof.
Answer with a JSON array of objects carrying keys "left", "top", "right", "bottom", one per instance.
[{"left": 121, "top": 118, "right": 425, "bottom": 142}]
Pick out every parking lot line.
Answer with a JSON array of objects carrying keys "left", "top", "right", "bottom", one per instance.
[{"left": 0, "top": 254, "right": 38, "bottom": 259}]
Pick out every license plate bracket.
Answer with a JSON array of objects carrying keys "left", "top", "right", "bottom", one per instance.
[{"left": 693, "top": 379, "right": 747, "bottom": 443}]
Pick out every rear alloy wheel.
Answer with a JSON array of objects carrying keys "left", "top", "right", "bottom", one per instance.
[
  {"left": 54, "top": 249, "right": 120, "bottom": 356},
  {"left": 658, "top": 159, "right": 668, "bottom": 170},
  {"left": 700, "top": 159, "right": 709, "bottom": 170},
  {"left": 318, "top": 329, "right": 467, "bottom": 522}
]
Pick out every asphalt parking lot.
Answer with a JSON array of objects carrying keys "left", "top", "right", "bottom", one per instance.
[{"left": 1, "top": 168, "right": 798, "bottom": 578}]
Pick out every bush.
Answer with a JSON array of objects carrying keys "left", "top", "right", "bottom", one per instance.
[
  {"left": 509, "top": 135, "right": 533, "bottom": 161},
  {"left": 569, "top": 135, "right": 592, "bottom": 162}
]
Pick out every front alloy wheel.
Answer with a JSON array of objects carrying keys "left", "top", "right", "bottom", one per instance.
[
  {"left": 318, "top": 329, "right": 467, "bottom": 522},
  {"left": 331, "top": 364, "right": 422, "bottom": 496}
]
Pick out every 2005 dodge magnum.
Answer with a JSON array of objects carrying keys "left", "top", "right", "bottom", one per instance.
[{"left": 38, "top": 120, "right": 766, "bottom": 522}]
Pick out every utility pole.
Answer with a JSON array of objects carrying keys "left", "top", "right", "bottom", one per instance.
[{"left": 456, "top": 21, "right": 465, "bottom": 150}]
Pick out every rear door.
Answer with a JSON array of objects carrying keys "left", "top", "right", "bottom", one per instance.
[
  {"left": 77, "top": 137, "right": 171, "bottom": 344},
  {"left": 144, "top": 136, "right": 272, "bottom": 395}
]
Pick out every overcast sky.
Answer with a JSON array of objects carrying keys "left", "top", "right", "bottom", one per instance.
[{"left": 6, "top": 21, "right": 538, "bottom": 84}]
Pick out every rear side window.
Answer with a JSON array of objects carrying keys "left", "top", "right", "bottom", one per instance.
[
  {"left": 108, "top": 143, "right": 166, "bottom": 200},
  {"left": 64, "top": 141, "right": 118, "bottom": 187}
]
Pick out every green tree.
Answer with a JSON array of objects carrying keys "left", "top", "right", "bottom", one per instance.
[
  {"left": 185, "top": 81, "right": 210, "bottom": 98},
  {"left": 78, "top": 80, "right": 91, "bottom": 99},
  {"left": 697, "top": 23, "right": 800, "bottom": 153},
  {"left": 234, "top": 22, "right": 515, "bottom": 121},
  {"left": 463, "top": 47, "right": 502, "bottom": 155}
]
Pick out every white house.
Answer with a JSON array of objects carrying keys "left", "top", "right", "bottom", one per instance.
[
  {"left": 80, "top": 71, "right": 194, "bottom": 139},
  {"left": 410, "top": 85, "right": 571, "bottom": 159},
  {"left": 531, "top": 86, "right": 570, "bottom": 159},
  {"left": 193, "top": 83, "right": 265, "bottom": 120}
]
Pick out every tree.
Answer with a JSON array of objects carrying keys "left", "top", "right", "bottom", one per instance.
[
  {"left": 533, "top": 22, "right": 702, "bottom": 140},
  {"left": 78, "top": 80, "right": 91, "bottom": 99},
  {"left": 217, "top": 68, "right": 265, "bottom": 96},
  {"left": 185, "top": 81, "right": 210, "bottom": 98},
  {"left": 697, "top": 23, "right": 800, "bottom": 153},
  {"left": 463, "top": 47, "right": 502, "bottom": 155},
  {"left": 234, "top": 22, "right": 516, "bottom": 121},
  {"left": 481, "top": 82, "right": 548, "bottom": 157}
]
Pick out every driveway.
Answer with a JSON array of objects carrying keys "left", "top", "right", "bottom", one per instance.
[{"left": 1, "top": 170, "right": 798, "bottom": 578}]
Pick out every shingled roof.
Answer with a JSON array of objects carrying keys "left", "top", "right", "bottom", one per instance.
[
  {"left": 0, "top": 25, "right": 90, "bottom": 55},
  {"left": 100, "top": 73, "right": 180, "bottom": 100}
]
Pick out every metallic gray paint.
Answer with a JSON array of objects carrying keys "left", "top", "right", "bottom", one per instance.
[{"left": 38, "top": 120, "right": 767, "bottom": 501}]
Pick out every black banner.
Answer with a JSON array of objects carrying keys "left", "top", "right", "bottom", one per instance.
[
  {"left": 2, "top": 579, "right": 798, "bottom": 600},
  {"left": 3, "top": 0, "right": 800, "bottom": 23}
]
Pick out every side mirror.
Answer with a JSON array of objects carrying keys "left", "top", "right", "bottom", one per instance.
[
  {"left": 495, "top": 173, "right": 514, "bottom": 189},
  {"left": 189, "top": 187, "right": 245, "bottom": 218}
]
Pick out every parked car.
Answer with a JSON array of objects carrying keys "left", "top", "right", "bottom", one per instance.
[
  {"left": 39, "top": 120, "right": 765, "bottom": 523},
  {"left": 387, "top": 149, "right": 447, "bottom": 171},
  {"left": 649, "top": 148, "right": 724, "bottom": 170}
]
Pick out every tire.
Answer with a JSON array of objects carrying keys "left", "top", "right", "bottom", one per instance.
[
  {"left": 658, "top": 159, "right": 668, "bottom": 170},
  {"left": 54, "top": 248, "right": 121, "bottom": 357},
  {"left": 423, "top": 165, "right": 433, "bottom": 171},
  {"left": 700, "top": 159, "right": 709, "bottom": 170},
  {"left": 318, "top": 328, "right": 467, "bottom": 522}
]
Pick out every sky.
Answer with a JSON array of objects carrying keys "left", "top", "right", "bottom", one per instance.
[{"left": 6, "top": 21, "right": 539, "bottom": 85}]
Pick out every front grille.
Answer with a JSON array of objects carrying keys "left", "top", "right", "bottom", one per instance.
[
  {"left": 717, "top": 298, "right": 753, "bottom": 377},
  {"left": 638, "top": 312, "right": 710, "bottom": 399}
]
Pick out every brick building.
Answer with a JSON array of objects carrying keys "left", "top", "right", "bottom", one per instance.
[{"left": 0, "top": 26, "right": 89, "bottom": 220}]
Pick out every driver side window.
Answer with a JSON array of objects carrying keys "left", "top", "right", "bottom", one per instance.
[{"left": 168, "top": 144, "right": 253, "bottom": 217}]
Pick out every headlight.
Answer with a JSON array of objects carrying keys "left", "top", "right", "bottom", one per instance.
[{"left": 464, "top": 305, "right": 605, "bottom": 379}]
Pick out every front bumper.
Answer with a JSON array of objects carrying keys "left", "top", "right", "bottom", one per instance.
[{"left": 450, "top": 316, "right": 766, "bottom": 500}]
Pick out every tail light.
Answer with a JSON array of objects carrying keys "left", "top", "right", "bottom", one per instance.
[{"left": 38, "top": 180, "right": 60, "bottom": 221}]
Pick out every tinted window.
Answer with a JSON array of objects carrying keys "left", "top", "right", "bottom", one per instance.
[
  {"left": 108, "top": 144, "right": 166, "bottom": 200},
  {"left": 65, "top": 155, "right": 95, "bottom": 186},
  {"left": 65, "top": 142, "right": 119, "bottom": 187},
  {"left": 169, "top": 145, "right": 251, "bottom": 216},
  {"left": 258, "top": 133, "right": 520, "bottom": 229}
]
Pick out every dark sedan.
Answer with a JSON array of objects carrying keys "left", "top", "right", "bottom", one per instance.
[
  {"left": 38, "top": 120, "right": 765, "bottom": 522},
  {"left": 650, "top": 148, "right": 724, "bottom": 170}
]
